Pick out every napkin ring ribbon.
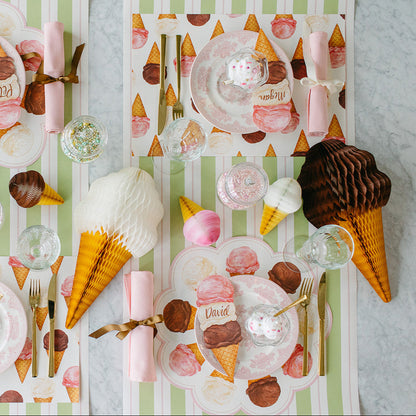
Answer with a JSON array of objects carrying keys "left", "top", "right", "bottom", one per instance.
[
  {"left": 300, "top": 77, "right": 344, "bottom": 96},
  {"left": 89, "top": 314, "right": 164, "bottom": 340},
  {"left": 28, "top": 43, "right": 85, "bottom": 85}
]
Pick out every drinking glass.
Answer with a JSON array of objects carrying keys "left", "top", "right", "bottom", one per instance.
[
  {"left": 283, "top": 224, "right": 354, "bottom": 272},
  {"left": 17, "top": 225, "right": 61, "bottom": 270}
]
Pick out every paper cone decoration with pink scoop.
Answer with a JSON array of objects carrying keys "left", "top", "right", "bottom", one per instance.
[
  {"left": 297, "top": 139, "right": 392, "bottom": 302},
  {"left": 65, "top": 167, "right": 164, "bottom": 328}
]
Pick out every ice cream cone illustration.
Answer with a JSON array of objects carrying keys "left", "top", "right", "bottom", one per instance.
[
  {"left": 328, "top": 24, "right": 346, "bottom": 68},
  {"left": 143, "top": 42, "right": 164, "bottom": 84},
  {"left": 323, "top": 114, "right": 344, "bottom": 141},
  {"left": 329, "top": 24, "right": 345, "bottom": 47},
  {"left": 212, "top": 343, "right": 239, "bottom": 381},
  {"left": 179, "top": 196, "right": 203, "bottom": 222},
  {"left": 50, "top": 256, "right": 63, "bottom": 274},
  {"left": 298, "top": 139, "right": 392, "bottom": 302},
  {"left": 292, "top": 38, "right": 304, "bottom": 60},
  {"left": 9, "top": 171, "right": 64, "bottom": 208},
  {"left": 8, "top": 256, "right": 29, "bottom": 290},
  {"left": 211, "top": 20, "right": 224, "bottom": 39},
  {"left": 132, "top": 15, "right": 149, "bottom": 49},
  {"left": 291, "top": 130, "right": 310, "bottom": 156},
  {"left": 178, "top": 34, "right": 197, "bottom": 77},
  {"left": 291, "top": 38, "right": 307, "bottom": 79},
  {"left": 65, "top": 167, "right": 163, "bottom": 328},
  {"left": 187, "top": 343, "right": 205, "bottom": 365},
  {"left": 244, "top": 14, "right": 260, "bottom": 32},
  {"left": 158, "top": 14, "right": 176, "bottom": 19},
  {"left": 169, "top": 343, "right": 203, "bottom": 376},
  {"left": 36, "top": 306, "right": 48, "bottom": 331},
  {"left": 208, "top": 126, "right": 233, "bottom": 154},
  {"left": 265, "top": 144, "right": 276, "bottom": 157},
  {"left": 260, "top": 178, "right": 302, "bottom": 235},
  {"left": 148, "top": 135, "right": 164, "bottom": 156},
  {"left": 271, "top": 14, "right": 297, "bottom": 39},
  {"left": 163, "top": 299, "right": 197, "bottom": 332},
  {"left": 62, "top": 366, "right": 79, "bottom": 403},
  {"left": 146, "top": 42, "right": 160, "bottom": 65},
  {"left": 14, "top": 337, "right": 32, "bottom": 383},
  {"left": 61, "top": 275, "right": 74, "bottom": 309},
  {"left": 236, "top": 151, "right": 242, "bottom": 156},
  {"left": 44, "top": 330, "right": 68, "bottom": 373},
  {"left": 166, "top": 84, "right": 177, "bottom": 107},
  {"left": 132, "top": 93, "right": 146, "bottom": 117},
  {"left": 132, "top": 93, "right": 150, "bottom": 138},
  {"left": 132, "top": 14, "right": 144, "bottom": 29},
  {"left": 156, "top": 14, "right": 178, "bottom": 35},
  {"left": 32, "top": 378, "right": 54, "bottom": 403},
  {"left": 255, "top": 29, "right": 278, "bottom": 63},
  {"left": 181, "top": 33, "right": 196, "bottom": 57}
]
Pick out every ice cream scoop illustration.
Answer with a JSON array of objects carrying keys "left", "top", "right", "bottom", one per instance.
[
  {"left": 197, "top": 275, "right": 242, "bottom": 380},
  {"left": 173, "top": 33, "right": 196, "bottom": 78},
  {"left": 169, "top": 343, "right": 204, "bottom": 376},
  {"left": 14, "top": 337, "right": 32, "bottom": 383},
  {"left": 65, "top": 167, "right": 164, "bottom": 328},
  {"left": 43, "top": 329, "right": 68, "bottom": 373},
  {"left": 246, "top": 375, "right": 281, "bottom": 407},
  {"left": 271, "top": 14, "right": 297, "bottom": 39},
  {"left": 8, "top": 256, "right": 29, "bottom": 290},
  {"left": 226, "top": 246, "right": 259, "bottom": 276},
  {"left": 62, "top": 366, "right": 79, "bottom": 402},
  {"left": 291, "top": 38, "right": 307, "bottom": 80},
  {"left": 268, "top": 261, "right": 301, "bottom": 294},
  {"left": 142, "top": 42, "right": 166, "bottom": 85},
  {"left": 328, "top": 24, "right": 346, "bottom": 68},
  {"left": 132, "top": 14, "right": 148, "bottom": 49},
  {"left": 163, "top": 299, "right": 197, "bottom": 332},
  {"left": 297, "top": 139, "right": 392, "bottom": 302},
  {"left": 179, "top": 196, "right": 220, "bottom": 246},
  {"left": 131, "top": 93, "right": 150, "bottom": 138},
  {"left": 260, "top": 177, "right": 302, "bottom": 235}
]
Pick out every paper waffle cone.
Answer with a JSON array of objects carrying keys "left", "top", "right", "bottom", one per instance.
[
  {"left": 265, "top": 144, "right": 276, "bottom": 157},
  {"left": 50, "top": 256, "right": 64, "bottom": 274},
  {"left": 132, "top": 93, "right": 147, "bottom": 117},
  {"left": 179, "top": 196, "right": 204, "bottom": 223},
  {"left": 0, "top": 122, "right": 21, "bottom": 139},
  {"left": 210, "top": 20, "right": 224, "bottom": 39},
  {"left": 166, "top": 84, "right": 177, "bottom": 107},
  {"left": 210, "top": 369, "right": 234, "bottom": 383},
  {"left": 66, "top": 386, "right": 79, "bottom": 403},
  {"left": 325, "top": 114, "right": 344, "bottom": 138},
  {"left": 181, "top": 33, "right": 196, "bottom": 57},
  {"left": 186, "top": 305, "right": 197, "bottom": 330},
  {"left": 248, "top": 375, "right": 271, "bottom": 386},
  {"left": 187, "top": 342, "right": 205, "bottom": 365},
  {"left": 64, "top": 295, "right": 71, "bottom": 308},
  {"left": 12, "top": 266, "right": 29, "bottom": 290},
  {"left": 244, "top": 14, "right": 260, "bottom": 32},
  {"left": 260, "top": 205, "right": 288, "bottom": 235},
  {"left": 132, "top": 14, "right": 145, "bottom": 29},
  {"left": 34, "top": 397, "right": 53, "bottom": 403},
  {"left": 36, "top": 307, "right": 48, "bottom": 330},
  {"left": 329, "top": 24, "right": 345, "bottom": 47},
  {"left": 15, "top": 358, "right": 31, "bottom": 383},
  {"left": 148, "top": 135, "right": 164, "bottom": 156},
  {"left": 37, "top": 183, "right": 64, "bottom": 205},
  {"left": 292, "top": 38, "right": 304, "bottom": 60},
  {"left": 0, "top": 45, "right": 6, "bottom": 57},
  {"left": 236, "top": 151, "right": 242, "bottom": 157},
  {"left": 146, "top": 42, "right": 160, "bottom": 64},
  {"left": 338, "top": 207, "right": 391, "bottom": 302},
  {"left": 212, "top": 343, "right": 239, "bottom": 379},
  {"left": 65, "top": 231, "right": 132, "bottom": 329},
  {"left": 46, "top": 349, "right": 65, "bottom": 373},
  {"left": 255, "top": 29, "right": 279, "bottom": 62},
  {"left": 158, "top": 14, "right": 176, "bottom": 19},
  {"left": 274, "top": 14, "right": 293, "bottom": 19},
  {"left": 291, "top": 130, "right": 310, "bottom": 156}
]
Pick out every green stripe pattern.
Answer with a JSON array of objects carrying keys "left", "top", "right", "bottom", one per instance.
[
  {"left": 324, "top": 0, "right": 340, "bottom": 14},
  {"left": 293, "top": 0, "right": 308, "bottom": 14},
  {"left": 0, "top": 404, "right": 9, "bottom": 415},
  {"left": 139, "top": 0, "right": 154, "bottom": 13}
]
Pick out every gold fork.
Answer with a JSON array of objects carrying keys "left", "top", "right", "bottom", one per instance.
[
  {"left": 172, "top": 34, "right": 184, "bottom": 120},
  {"left": 29, "top": 279, "right": 40, "bottom": 377},
  {"left": 299, "top": 277, "right": 313, "bottom": 376}
]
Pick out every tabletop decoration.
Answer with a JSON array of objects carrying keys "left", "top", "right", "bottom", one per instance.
[
  {"left": 179, "top": 196, "right": 220, "bottom": 246},
  {"left": 260, "top": 177, "right": 302, "bottom": 235},
  {"left": 66, "top": 167, "right": 164, "bottom": 329},
  {"left": 298, "top": 139, "right": 392, "bottom": 302}
]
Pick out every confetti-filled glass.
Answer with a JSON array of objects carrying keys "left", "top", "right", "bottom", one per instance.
[
  {"left": 17, "top": 225, "right": 61, "bottom": 270},
  {"left": 61, "top": 115, "right": 108, "bottom": 163}
]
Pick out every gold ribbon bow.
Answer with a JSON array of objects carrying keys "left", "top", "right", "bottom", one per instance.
[
  {"left": 89, "top": 314, "right": 164, "bottom": 340},
  {"left": 31, "top": 43, "right": 85, "bottom": 85}
]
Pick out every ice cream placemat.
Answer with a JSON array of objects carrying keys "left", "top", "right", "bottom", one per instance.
[
  {"left": 0, "top": 256, "right": 89, "bottom": 413},
  {"left": 124, "top": 1, "right": 355, "bottom": 158}
]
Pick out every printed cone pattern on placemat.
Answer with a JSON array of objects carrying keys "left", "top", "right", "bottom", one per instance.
[
  {"left": 158, "top": 14, "right": 176, "bottom": 19},
  {"left": 166, "top": 84, "right": 176, "bottom": 107},
  {"left": 244, "top": 14, "right": 260, "bottom": 32},
  {"left": 15, "top": 358, "right": 31, "bottom": 383},
  {"left": 181, "top": 33, "right": 196, "bottom": 57},
  {"left": 255, "top": 29, "right": 279, "bottom": 62},
  {"left": 50, "top": 256, "right": 64, "bottom": 274},
  {"left": 212, "top": 343, "right": 239, "bottom": 380},
  {"left": 132, "top": 93, "right": 147, "bottom": 117},
  {"left": 292, "top": 38, "right": 304, "bottom": 60},
  {"left": 329, "top": 24, "right": 345, "bottom": 47},
  {"left": 34, "top": 397, "right": 53, "bottom": 403},
  {"left": 46, "top": 349, "right": 65, "bottom": 374},
  {"left": 187, "top": 343, "right": 205, "bottom": 365},
  {"left": 291, "top": 130, "right": 309, "bottom": 156},
  {"left": 148, "top": 135, "right": 163, "bottom": 156},
  {"left": 179, "top": 196, "right": 204, "bottom": 222},
  {"left": 12, "top": 267, "right": 29, "bottom": 290},
  {"left": 66, "top": 386, "right": 79, "bottom": 403},
  {"left": 275, "top": 14, "right": 293, "bottom": 19},
  {"left": 260, "top": 205, "right": 288, "bottom": 235},
  {"left": 132, "top": 14, "right": 144, "bottom": 29},
  {"left": 146, "top": 42, "right": 160, "bottom": 64},
  {"left": 36, "top": 307, "right": 48, "bottom": 330},
  {"left": 211, "top": 20, "right": 224, "bottom": 39},
  {"left": 265, "top": 144, "right": 276, "bottom": 157},
  {"left": 187, "top": 306, "right": 197, "bottom": 330},
  {"left": 325, "top": 114, "right": 344, "bottom": 138}
]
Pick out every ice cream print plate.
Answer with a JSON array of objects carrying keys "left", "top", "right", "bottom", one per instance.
[
  {"left": 155, "top": 237, "right": 332, "bottom": 415},
  {"left": 190, "top": 31, "right": 293, "bottom": 133},
  {"left": 194, "top": 275, "right": 299, "bottom": 380}
]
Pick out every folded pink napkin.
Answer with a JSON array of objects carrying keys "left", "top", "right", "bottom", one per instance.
[
  {"left": 306, "top": 31, "right": 329, "bottom": 137},
  {"left": 44, "top": 22, "right": 65, "bottom": 133},
  {"left": 124, "top": 271, "right": 157, "bottom": 382}
]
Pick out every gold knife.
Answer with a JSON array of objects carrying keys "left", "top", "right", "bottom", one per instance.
[
  {"left": 48, "top": 273, "right": 57, "bottom": 378},
  {"left": 157, "top": 34, "right": 167, "bottom": 135},
  {"left": 318, "top": 272, "right": 326, "bottom": 376}
]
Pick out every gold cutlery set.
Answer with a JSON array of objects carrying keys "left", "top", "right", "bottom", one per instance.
[{"left": 28, "top": 273, "right": 57, "bottom": 378}]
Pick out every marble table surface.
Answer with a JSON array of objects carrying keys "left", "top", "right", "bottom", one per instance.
[{"left": 87, "top": 0, "right": 416, "bottom": 414}]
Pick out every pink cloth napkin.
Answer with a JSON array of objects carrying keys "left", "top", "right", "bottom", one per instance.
[
  {"left": 124, "top": 271, "right": 156, "bottom": 383},
  {"left": 307, "top": 31, "right": 329, "bottom": 137},
  {"left": 44, "top": 22, "right": 65, "bottom": 133}
]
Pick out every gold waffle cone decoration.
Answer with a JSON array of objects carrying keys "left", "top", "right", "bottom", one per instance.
[
  {"left": 132, "top": 14, "right": 145, "bottom": 29},
  {"left": 146, "top": 42, "right": 160, "bottom": 64},
  {"left": 166, "top": 84, "right": 177, "bottom": 107},
  {"left": 265, "top": 144, "right": 276, "bottom": 157},
  {"left": 292, "top": 38, "right": 304, "bottom": 60},
  {"left": 181, "top": 33, "right": 196, "bottom": 57},
  {"left": 46, "top": 349, "right": 65, "bottom": 373},
  {"left": 260, "top": 205, "right": 288, "bottom": 235},
  {"left": 297, "top": 139, "right": 392, "bottom": 302},
  {"left": 291, "top": 130, "right": 310, "bottom": 156},
  {"left": 210, "top": 369, "right": 234, "bottom": 383},
  {"left": 244, "top": 14, "right": 260, "bottom": 32},
  {"left": 66, "top": 386, "right": 79, "bottom": 403},
  {"left": 50, "top": 255, "right": 64, "bottom": 274},
  {"left": 212, "top": 343, "right": 239, "bottom": 381},
  {"left": 255, "top": 29, "right": 279, "bottom": 62},
  {"left": 325, "top": 114, "right": 344, "bottom": 139},
  {"left": 132, "top": 93, "right": 147, "bottom": 117},
  {"left": 158, "top": 14, "right": 176, "bottom": 19},
  {"left": 36, "top": 306, "right": 48, "bottom": 330},
  {"left": 66, "top": 231, "right": 132, "bottom": 328},
  {"left": 38, "top": 183, "right": 64, "bottom": 205},
  {"left": 211, "top": 20, "right": 224, "bottom": 39},
  {"left": 329, "top": 24, "right": 345, "bottom": 47},
  {"left": 148, "top": 135, "right": 164, "bottom": 156},
  {"left": 274, "top": 14, "right": 293, "bottom": 20},
  {"left": 0, "top": 45, "right": 6, "bottom": 57},
  {"left": 15, "top": 358, "right": 31, "bottom": 383},
  {"left": 12, "top": 266, "right": 29, "bottom": 290},
  {"left": 338, "top": 208, "right": 391, "bottom": 302},
  {"left": 179, "top": 196, "right": 204, "bottom": 223},
  {"left": 187, "top": 342, "right": 205, "bottom": 365}
]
